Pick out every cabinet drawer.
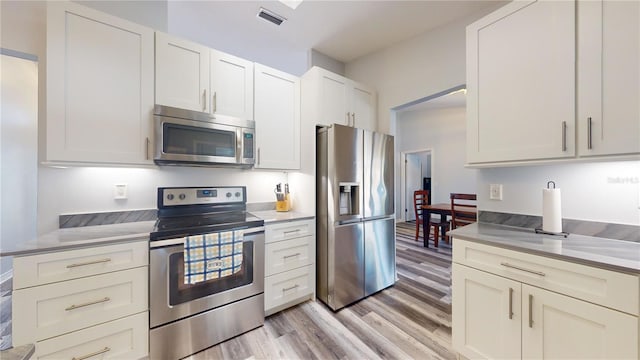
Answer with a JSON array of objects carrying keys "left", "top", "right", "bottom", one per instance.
[
  {"left": 265, "top": 219, "right": 315, "bottom": 243},
  {"left": 13, "top": 240, "right": 148, "bottom": 289},
  {"left": 265, "top": 236, "right": 314, "bottom": 276},
  {"left": 265, "top": 265, "right": 314, "bottom": 312},
  {"left": 34, "top": 311, "right": 148, "bottom": 360},
  {"left": 13, "top": 267, "right": 148, "bottom": 343},
  {"left": 453, "top": 239, "right": 639, "bottom": 315}
]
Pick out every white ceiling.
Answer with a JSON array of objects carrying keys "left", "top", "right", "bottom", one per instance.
[{"left": 176, "top": 0, "right": 504, "bottom": 63}]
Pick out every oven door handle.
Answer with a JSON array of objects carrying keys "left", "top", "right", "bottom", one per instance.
[{"left": 150, "top": 227, "right": 265, "bottom": 249}]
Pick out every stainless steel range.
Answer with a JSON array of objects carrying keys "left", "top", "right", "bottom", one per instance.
[{"left": 149, "top": 186, "right": 265, "bottom": 359}]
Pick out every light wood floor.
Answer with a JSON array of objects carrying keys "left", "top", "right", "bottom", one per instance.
[{"left": 189, "top": 221, "right": 454, "bottom": 360}]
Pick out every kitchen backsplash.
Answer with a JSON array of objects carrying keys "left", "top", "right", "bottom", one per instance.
[{"left": 480, "top": 211, "right": 640, "bottom": 243}]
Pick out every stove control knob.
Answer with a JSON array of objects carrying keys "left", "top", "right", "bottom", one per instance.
[
  {"left": 179, "top": 193, "right": 186, "bottom": 200},
  {"left": 167, "top": 194, "right": 174, "bottom": 200},
  {"left": 235, "top": 192, "right": 241, "bottom": 198},
  {"left": 226, "top": 192, "right": 232, "bottom": 198}
]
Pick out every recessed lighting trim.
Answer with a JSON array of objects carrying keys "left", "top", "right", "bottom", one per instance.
[{"left": 278, "top": 0, "right": 303, "bottom": 10}]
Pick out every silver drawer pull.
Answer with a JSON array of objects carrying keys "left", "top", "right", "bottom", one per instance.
[
  {"left": 508, "top": 287, "right": 514, "bottom": 320},
  {"left": 65, "top": 297, "right": 110, "bottom": 311},
  {"left": 66, "top": 258, "right": 111, "bottom": 268},
  {"left": 72, "top": 347, "right": 111, "bottom": 360},
  {"left": 283, "top": 229, "right": 301, "bottom": 234},
  {"left": 500, "top": 262, "right": 546, "bottom": 277},
  {"left": 528, "top": 294, "right": 534, "bottom": 328},
  {"left": 283, "top": 253, "right": 301, "bottom": 259},
  {"left": 282, "top": 284, "right": 299, "bottom": 292}
]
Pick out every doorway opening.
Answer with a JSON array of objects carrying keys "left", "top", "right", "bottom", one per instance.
[{"left": 401, "top": 149, "right": 433, "bottom": 223}]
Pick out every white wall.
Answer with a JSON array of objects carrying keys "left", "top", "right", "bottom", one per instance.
[
  {"left": 478, "top": 161, "right": 640, "bottom": 226},
  {"left": 397, "top": 106, "right": 477, "bottom": 221},
  {"left": 345, "top": 6, "right": 501, "bottom": 134}
]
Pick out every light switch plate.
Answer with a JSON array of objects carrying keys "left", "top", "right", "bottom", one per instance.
[
  {"left": 114, "top": 183, "right": 128, "bottom": 200},
  {"left": 489, "top": 184, "right": 503, "bottom": 200}
]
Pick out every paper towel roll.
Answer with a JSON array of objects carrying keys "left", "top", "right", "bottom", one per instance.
[{"left": 542, "top": 188, "right": 562, "bottom": 233}]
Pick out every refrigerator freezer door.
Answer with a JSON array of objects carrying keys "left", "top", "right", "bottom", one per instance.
[
  {"left": 364, "top": 218, "right": 396, "bottom": 296},
  {"left": 330, "top": 124, "right": 363, "bottom": 223},
  {"left": 363, "top": 130, "right": 394, "bottom": 218},
  {"left": 329, "top": 222, "right": 364, "bottom": 310}
]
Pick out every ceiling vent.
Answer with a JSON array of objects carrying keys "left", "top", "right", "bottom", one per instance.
[{"left": 257, "top": 8, "right": 286, "bottom": 26}]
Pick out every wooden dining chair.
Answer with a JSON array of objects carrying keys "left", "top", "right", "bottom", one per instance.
[
  {"left": 413, "top": 190, "right": 449, "bottom": 246},
  {"left": 450, "top": 193, "right": 477, "bottom": 232}
]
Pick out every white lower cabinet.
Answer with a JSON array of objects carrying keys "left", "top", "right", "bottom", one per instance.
[
  {"left": 264, "top": 218, "right": 315, "bottom": 315},
  {"left": 12, "top": 240, "right": 149, "bottom": 359},
  {"left": 35, "top": 311, "right": 148, "bottom": 360},
  {"left": 452, "top": 239, "right": 639, "bottom": 360}
]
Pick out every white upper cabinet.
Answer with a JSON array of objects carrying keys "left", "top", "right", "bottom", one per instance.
[
  {"left": 155, "top": 32, "right": 210, "bottom": 113},
  {"left": 46, "top": 1, "right": 154, "bottom": 165},
  {"left": 210, "top": 49, "right": 254, "bottom": 121},
  {"left": 254, "top": 63, "right": 301, "bottom": 170},
  {"left": 302, "top": 66, "right": 377, "bottom": 131},
  {"left": 466, "top": 0, "right": 576, "bottom": 164},
  {"left": 577, "top": 0, "right": 640, "bottom": 157}
]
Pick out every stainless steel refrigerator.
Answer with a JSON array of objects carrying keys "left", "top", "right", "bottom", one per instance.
[{"left": 317, "top": 124, "right": 395, "bottom": 311}]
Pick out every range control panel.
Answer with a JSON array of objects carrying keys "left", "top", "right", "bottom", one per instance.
[{"left": 160, "top": 187, "right": 245, "bottom": 207}]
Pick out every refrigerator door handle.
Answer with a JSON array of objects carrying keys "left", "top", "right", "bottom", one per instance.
[
  {"left": 363, "top": 215, "right": 393, "bottom": 222},
  {"left": 337, "top": 219, "right": 363, "bottom": 226}
]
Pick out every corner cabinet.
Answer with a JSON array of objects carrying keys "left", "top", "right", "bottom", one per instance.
[
  {"left": 466, "top": 0, "right": 576, "bottom": 164},
  {"left": 12, "top": 241, "right": 149, "bottom": 359},
  {"left": 577, "top": 0, "right": 640, "bottom": 157},
  {"left": 264, "top": 218, "right": 315, "bottom": 316},
  {"left": 301, "top": 66, "right": 377, "bottom": 131},
  {"left": 254, "top": 63, "right": 301, "bottom": 170},
  {"left": 452, "top": 239, "right": 639, "bottom": 360},
  {"left": 46, "top": 1, "right": 154, "bottom": 165}
]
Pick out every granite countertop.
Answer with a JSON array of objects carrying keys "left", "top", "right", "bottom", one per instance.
[
  {"left": 0, "top": 344, "right": 34, "bottom": 360},
  {"left": 0, "top": 221, "right": 156, "bottom": 257},
  {"left": 250, "top": 210, "right": 315, "bottom": 224},
  {"left": 448, "top": 222, "right": 640, "bottom": 274}
]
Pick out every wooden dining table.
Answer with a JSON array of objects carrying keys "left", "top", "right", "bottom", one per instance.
[{"left": 421, "top": 203, "right": 477, "bottom": 248}]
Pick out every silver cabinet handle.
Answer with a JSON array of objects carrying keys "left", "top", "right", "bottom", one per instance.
[
  {"left": 203, "top": 89, "right": 207, "bottom": 111},
  {"left": 283, "top": 253, "right": 301, "bottom": 259},
  {"left": 508, "top": 287, "right": 514, "bottom": 320},
  {"left": 351, "top": 112, "right": 355, "bottom": 126},
  {"left": 257, "top": 148, "right": 260, "bottom": 166},
  {"left": 282, "top": 284, "right": 299, "bottom": 292},
  {"left": 561, "top": 121, "right": 567, "bottom": 152},
  {"left": 587, "top": 117, "right": 593, "bottom": 150},
  {"left": 72, "top": 347, "right": 111, "bottom": 360},
  {"left": 283, "top": 229, "right": 301, "bottom": 235},
  {"left": 65, "top": 297, "right": 110, "bottom": 311},
  {"left": 212, "top": 91, "right": 217, "bottom": 113},
  {"left": 346, "top": 112, "right": 351, "bottom": 126},
  {"left": 500, "top": 262, "right": 546, "bottom": 277},
  {"left": 528, "top": 294, "right": 534, "bottom": 328},
  {"left": 146, "top": 137, "right": 150, "bottom": 160},
  {"left": 66, "top": 258, "right": 111, "bottom": 268}
]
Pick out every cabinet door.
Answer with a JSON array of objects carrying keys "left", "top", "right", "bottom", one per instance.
[
  {"left": 452, "top": 263, "right": 521, "bottom": 360},
  {"left": 351, "top": 82, "right": 376, "bottom": 131},
  {"left": 466, "top": 0, "right": 575, "bottom": 163},
  {"left": 577, "top": 0, "right": 640, "bottom": 156},
  {"left": 254, "top": 63, "right": 301, "bottom": 169},
  {"left": 210, "top": 49, "right": 253, "bottom": 120},
  {"left": 318, "top": 68, "right": 350, "bottom": 126},
  {"left": 155, "top": 32, "right": 209, "bottom": 113},
  {"left": 46, "top": 2, "right": 154, "bottom": 164},
  {"left": 522, "top": 284, "right": 638, "bottom": 360}
]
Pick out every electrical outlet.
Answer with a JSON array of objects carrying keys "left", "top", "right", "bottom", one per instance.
[
  {"left": 114, "top": 183, "right": 128, "bottom": 200},
  {"left": 489, "top": 184, "right": 503, "bottom": 200}
]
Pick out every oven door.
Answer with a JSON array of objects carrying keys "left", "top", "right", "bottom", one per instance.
[
  {"left": 155, "top": 116, "right": 244, "bottom": 166},
  {"left": 149, "top": 227, "right": 264, "bottom": 328}
]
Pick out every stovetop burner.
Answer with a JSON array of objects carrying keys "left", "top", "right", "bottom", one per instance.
[{"left": 150, "top": 186, "right": 264, "bottom": 241}]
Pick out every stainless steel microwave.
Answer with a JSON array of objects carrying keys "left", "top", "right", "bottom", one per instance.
[{"left": 153, "top": 105, "right": 255, "bottom": 168}]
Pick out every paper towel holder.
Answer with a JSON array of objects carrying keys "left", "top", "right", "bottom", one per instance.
[{"left": 536, "top": 180, "right": 569, "bottom": 237}]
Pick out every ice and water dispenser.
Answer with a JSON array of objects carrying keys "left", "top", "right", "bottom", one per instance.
[{"left": 338, "top": 182, "right": 360, "bottom": 216}]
